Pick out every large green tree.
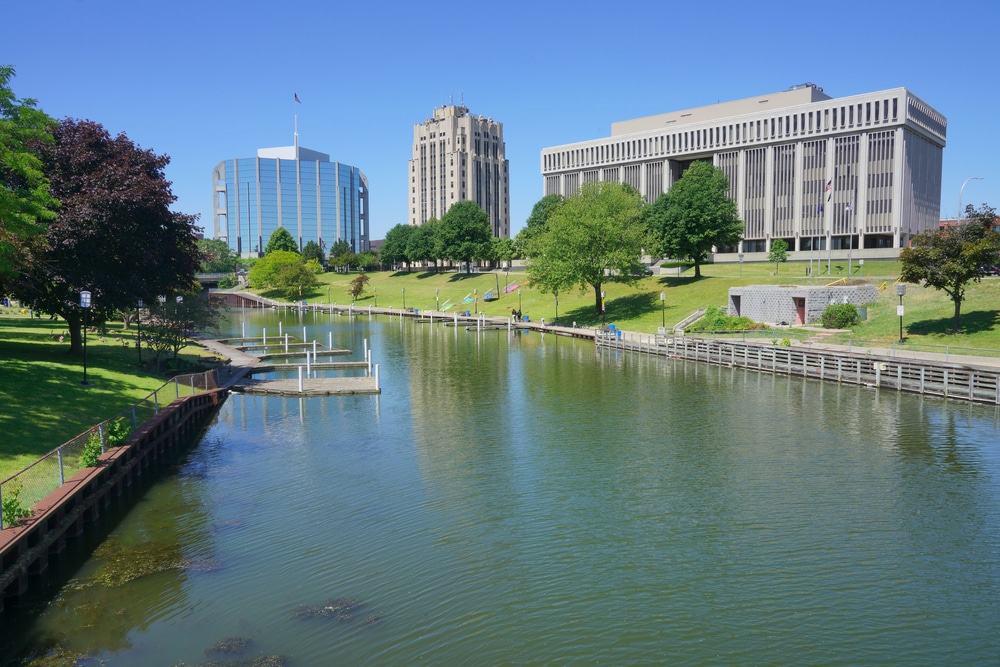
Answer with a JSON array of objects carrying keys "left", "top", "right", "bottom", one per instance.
[
  {"left": 302, "top": 239, "right": 325, "bottom": 265},
  {"left": 406, "top": 218, "right": 440, "bottom": 270},
  {"left": 526, "top": 181, "right": 648, "bottom": 314},
  {"left": 197, "top": 238, "right": 242, "bottom": 273},
  {"left": 514, "top": 194, "right": 564, "bottom": 257},
  {"left": 647, "top": 161, "right": 743, "bottom": 278},
  {"left": 264, "top": 226, "right": 298, "bottom": 255},
  {"left": 900, "top": 204, "right": 1000, "bottom": 333},
  {"left": 12, "top": 118, "right": 199, "bottom": 354},
  {"left": 439, "top": 201, "right": 491, "bottom": 272},
  {"left": 381, "top": 223, "right": 414, "bottom": 271},
  {"left": 0, "top": 65, "right": 58, "bottom": 284}
]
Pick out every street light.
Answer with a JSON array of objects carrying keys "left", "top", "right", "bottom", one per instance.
[
  {"left": 738, "top": 253, "right": 744, "bottom": 278},
  {"left": 517, "top": 289, "right": 522, "bottom": 315},
  {"left": 402, "top": 287, "right": 406, "bottom": 310},
  {"left": 176, "top": 295, "right": 183, "bottom": 304},
  {"left": 896, "top": 283, "right": 906, "bottom": 344},
  {"left": 474, "top": 288, "right": 478, "bottom": 314},
  {"left": 373, "top": 288, "right": 377, "bottom": 307},
  {"left": 80, "top": 291, "right": 91, "bottom": 385},
  {"left": 958, "top": 177, "right": 984, "bottom": 223},
  {"left": 554, "top": 290, "right": 558, "bottom": 322},
  {"left": 436, "top": 287, "right": 440, "bottom": 311},
  {"left": 601, "top": 290, "right": 606, "bottom": 326},
  {"left": 136, "top": 298, "right": 143, "bottom": 366},
  {"left": 660, "top": 291, "right": 666, "bottom": 328}
]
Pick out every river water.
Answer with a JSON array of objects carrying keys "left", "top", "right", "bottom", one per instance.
[{"left": 4, "top": 309, "right": 1000, "bottom": 665}]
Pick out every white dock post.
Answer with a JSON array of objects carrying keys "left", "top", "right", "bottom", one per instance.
[
  {"left": 313, "top": 340, "right": 317, "bottom": 357},
  {"left": 303, "top": 326, "right": 307, "bottom": 343},
  {"left": 263, "top": 328, "right": 267, "bottom": 347},
  {"left": 454, "top": 312, "right": 458, "bottom": 325},
  {"left": 364, "top": 338, "right": 368, "bottom": 360},
  {"left": 298, "top": 366, "right": 303, "bottom": 392},
  {"left": 374, "top": 364, "right": 379, "bottom": 391},
  {"left": 285, "top": 333, "right": 289, "bottom": 353},
  {"left": 329, "top": 331, "right": 332, "bottom": 350},
  {"left": 306, "top": 350, "right": 311, "bottom": 376},
  {"left": 279, "top": 321, "right": 283, "bottom": 336},
  {"left": 242, "top": 321, "right": 246, "bottom": 339},
  {"left": 368, "top": 350, "right": 372, "bottom": 376}
]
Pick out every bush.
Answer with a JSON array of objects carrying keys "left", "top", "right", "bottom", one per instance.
[
  {"left": 2, "top": 479, "right": 31, "bottom": 527},
  {"left": 693, "top": 305, "right": 763, "bottom": 331},
  {"left": 217, "top": 275, "right": 237, "bottom": 289},
  {"left": 821, "top": 303, "right": 859, "bottom": 329}
]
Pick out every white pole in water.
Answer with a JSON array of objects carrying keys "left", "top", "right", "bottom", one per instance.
[
  {"left": 263, "top": 328, "right": 267, "bottom": 347},
  {"left": 454, "top": 312, "right": 458, "bottom": 325},
  {"left": 306, "top": 350, "right": 311, "bottom": 376},
  {"left": 313, "top": 340, "right": 317, "bottom": 357},
  {"left": 279, "top": 321, "right": 283, "bottom": 336},
  {"left": 374, "top": 364, "right": 379, "bottom": 391},
  {"left": 368, "top": 350, "right": 372, "bottom": 376},
  {"left": 329, "top": 331, "right": 332, "bottom": 350},
  {"left": 242, "top": 321, "right": 246, "bottom": 339},
  {"left": 285, "top": 333, "right": 289, "bottom": 354},
  {"left": 298, "top": 366, "right": 303, "bottom": 392},
  {"left": 364, "top": 338, "right": 368, "bottom": 360},
  {"left": 303, "top": 326, "right": 307, "bottom": 343}
]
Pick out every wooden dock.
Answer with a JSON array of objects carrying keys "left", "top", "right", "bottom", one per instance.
[{"left": 233, "top": 376, "right": 379, "bottom": 396}]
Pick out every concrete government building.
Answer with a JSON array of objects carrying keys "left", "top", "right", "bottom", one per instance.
[
  {"left": 409, "top": 104, "right": 510, "bottom": 238},
  {"left": 540, "top": 84, "right": 946, "bottom": 260},
  {"left": 213, "top": 143, "right": 369, "bottom": 257}
]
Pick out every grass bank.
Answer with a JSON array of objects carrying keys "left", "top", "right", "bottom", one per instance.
[{"left": 0, "top": 312, "right": 218, "bottom": 480}]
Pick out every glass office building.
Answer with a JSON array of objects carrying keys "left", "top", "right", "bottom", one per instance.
[{"left": 213, "top": 144, "right": 369, "bottom": 257}]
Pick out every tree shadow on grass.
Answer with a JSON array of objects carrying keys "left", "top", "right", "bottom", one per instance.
[
  {"left": 907, "top": 309, "right": 1000, "bottom": 336},
  {"left": 558, "top": 291, "right": 676, "bottom": 327}
]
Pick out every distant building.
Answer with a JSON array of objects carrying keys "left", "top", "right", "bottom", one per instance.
[
  {"left": 541, "top": 84, "right": 947, "bottom": 260},
  {"left": 213, "top": 143, "right": 369, "bottom": 257},
  {"left": 409, "top": 104, "right": 510, "bottom": 238}
]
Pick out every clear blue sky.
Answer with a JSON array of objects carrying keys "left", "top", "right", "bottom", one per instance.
[{"left": 5, "top": 0, "right": 998, "bottom": 241}]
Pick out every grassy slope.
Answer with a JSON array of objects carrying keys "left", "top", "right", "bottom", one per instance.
[{"left": 0, "top": 312, "right": 216, "bottom": 479}]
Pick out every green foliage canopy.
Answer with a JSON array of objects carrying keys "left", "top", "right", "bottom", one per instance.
[
  {"left": 197, "top": 238, "right": 242, "bottom": 273},
  {"left": 381, "top": 224, "right": 414, "bottom": 270},
  {"left": 899, "top": 204, "right": 1000, "bottom": 333},
  {"left": 526, "top": 181, "right": 648, "bottom": 314},
  {"left": 768, "top": 239, "right": 789, "bottom": 273},
  {"left": 302, "top": 239, "right": 325, "bottom": 265},
  {"left": 0, "top": 65, "right": 58, "bottom": 283},
  {"left": 439, "top": 201, "right": 491, "bottom": 271},
  {"left": 264, "top": 226, "right": 298, "bottom": 255},
  {"left": 647, "top": 161, "right": 743, "bottom": 278}
]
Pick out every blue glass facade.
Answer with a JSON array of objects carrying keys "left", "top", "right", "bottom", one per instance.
[{"left": 212, "top": 150, "right": 369, "bottom": 257}]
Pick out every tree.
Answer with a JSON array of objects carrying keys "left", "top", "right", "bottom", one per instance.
[
  {"left": 349, "top": 273, "right": 370, "bottom": 301},
  {"left": 491, "top": 237, "right": 515, "bottom": 268},
  {"left": 526, "top": 181, "right": 648, "bottom": 314},
  {"left": 143, "top": 290, "right": 220, "bottom": 372},
  {"left": 264, "top": 226, "right": 298, "bottom": 255},
  {"left": 12, "top": 118, "right": 199, "bottom": 354},
  {"left": 302, "top": 240, "right": 325, "bottom": 265},
  {"left": 273, "top": 261, "right": 318, "bottom": 300},
  {"left": 439, "top": 201, "right": 491, "bottom": 272},
  {"left": 647, "top": 161, "right": 743, "bottom": 278},
  {"left": 356, "top": 249, "right": 378, "bottom": 271},
  {"left": 381, "top": 224, "right": 414, "bottom": 271},
  {"left": 900, "top": 204, "right": 1000, "bottom": 333},
  {"left": 197, "top": 238, "right": 241, "bottom": 273},
  {"left": 515, "top": 194, "right": 564, "bottom": 257},
  {"left": 406, "top": 218, "right": 440, "bottom": 270},
  {"left": 328, "top": 238, "right": 352, "bottom": 272},
  {"left": 768, "top": 239, "right": 789, "bottom": 273},
  {"left": 0, "top": 65, "right": 58, "bottom": 284},
  {"left": 248, "top": 249, "right": 301, "bottom": 288}
]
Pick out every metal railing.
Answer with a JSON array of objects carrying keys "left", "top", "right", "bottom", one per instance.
[{"left": 0, "top": 370, "right": 220, "bottom": 530}]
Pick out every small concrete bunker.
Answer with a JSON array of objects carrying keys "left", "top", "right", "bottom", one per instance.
[{"left": 728, "top": 284, "right": 879, "bottom": 325}]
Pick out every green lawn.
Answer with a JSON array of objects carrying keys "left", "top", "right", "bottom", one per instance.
[{"left": 0, "top": 312, "right": 217, "bottom": 480}]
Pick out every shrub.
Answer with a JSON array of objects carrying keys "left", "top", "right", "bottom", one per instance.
[
  {"left": 81, "top": 428, "right": 103, "bottom": 468},
  {"left": 2, "top": 480, "right": 31, "bottom": 527},
  {"left": 217, "top": 275, "right": 237, "bottom": 289},
  {"left": 821, "top": 303, "right": 859, "bottom": 329},
  {"left": 694, "top": 305, "right": 762, "bottom": 331}
]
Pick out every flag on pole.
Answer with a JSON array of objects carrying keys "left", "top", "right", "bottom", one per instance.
[
  {"left": 294, "top": 93, "right": 302, "bottom": 104},
  {"left": 825, "top": 179, "right": 832, "bottom": 201}
]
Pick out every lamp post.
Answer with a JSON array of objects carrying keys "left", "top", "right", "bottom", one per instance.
[
  {"left": 554, "top": 290, "right": 558, "bottom": 322},
  {"left": 435, "top": 288, "right": 439, "bottom": 311},
  {"left": 660, "top": 291, "right": 666, "bottom": 328},
  {"left": 327, "top": 286, "right": 330, "bottom": 303},
  {"left": 896, "top": 283, "right": 906, "bottom": 344},
  {"left": 601, "top": 290, "right": 606, "bottom": 326},
  {"left": 518, "top": 289, "right": 522, "bottom": 315},
  {"left": 474, "top": 288, "right": 478, "bottom": 314},
  {"left": 374, "top": 288, "right": 377, "bottom": 307},
  {"left": 958, "top": 177, "right": 984, "bottom": 222},
  {"left": 136, "top": 298, "right": 143, "bottom": 366},
  {"left": 402, "top": 287, "right": 406, "bottom": 310},
  {"left": 80, "top": 291, "right": 91, "bottom": 385},
  {"left": 738, "top": 253, "right": 744, "bottom": 278}
]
